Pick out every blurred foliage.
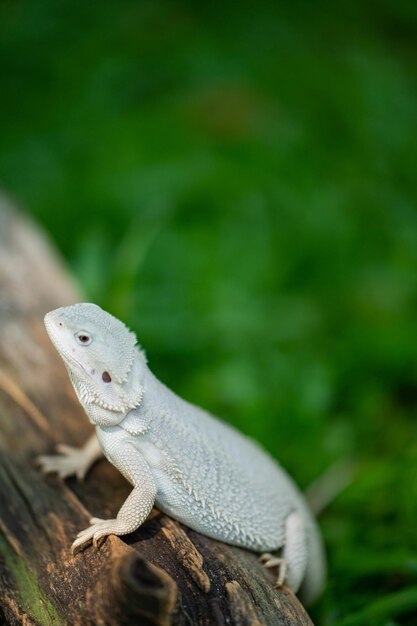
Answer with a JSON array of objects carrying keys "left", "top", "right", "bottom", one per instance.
[{"left": 0, "top": 1, "right": 417, "bottom": 623}]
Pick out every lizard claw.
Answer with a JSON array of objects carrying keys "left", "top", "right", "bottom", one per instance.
[
  {"left": 93, "top": 533, "right": 108, "bottom": 549},
  {"left": 71, "top": 519, "right": 124, "bottom": 554},
  {"left": 259, "top": 553, "right": 288, "bottom": 588}
]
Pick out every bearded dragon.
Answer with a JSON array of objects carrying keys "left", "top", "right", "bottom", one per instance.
[{"left": 38, "top": 303, "right": 326, "bottom": 603}]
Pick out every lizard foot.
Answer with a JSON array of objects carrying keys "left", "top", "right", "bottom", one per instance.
[
  {"left": 259, "top": 553, "right": 288, "bottom": 588},
  {"left": 71, "top": 517, "right": 130, "bottom": 554},
  {"left": 37, "top": 444, "right": 92, "bottom": 480}
]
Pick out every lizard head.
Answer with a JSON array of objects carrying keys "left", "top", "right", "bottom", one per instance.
[{"left": 44, "top": 303, "right": 144, "bottom": 414}]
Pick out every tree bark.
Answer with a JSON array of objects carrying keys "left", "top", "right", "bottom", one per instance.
[{"left": 0, "top": 196, "right": 314, "bottom": 626}]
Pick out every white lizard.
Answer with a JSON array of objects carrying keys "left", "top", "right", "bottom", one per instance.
[{"left": 38, "top": 303, "right": 326, "bottom": 604}]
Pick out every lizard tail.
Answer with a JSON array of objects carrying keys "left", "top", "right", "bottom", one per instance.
[{"left": 304, "top": 458, "right": 356, "bottom": 516}]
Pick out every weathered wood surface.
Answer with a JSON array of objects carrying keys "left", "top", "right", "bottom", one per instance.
[{"left": 0, "top": 197, "right": 314, "bottom": 626}]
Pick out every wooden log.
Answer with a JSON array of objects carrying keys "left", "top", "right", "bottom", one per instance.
[{"left": 0, "top": 196, "right": 314, "bottom": 626}]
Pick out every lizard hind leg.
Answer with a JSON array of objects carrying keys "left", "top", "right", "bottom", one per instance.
[{"left": 260, "top": 511, "right": 307, "bottom": 593}]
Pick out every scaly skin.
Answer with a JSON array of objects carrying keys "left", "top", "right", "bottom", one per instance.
[{"left": 38, "top": 303, "right": 325, "bottom": 604}]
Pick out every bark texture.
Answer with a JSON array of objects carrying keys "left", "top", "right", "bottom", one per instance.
[{"left": 0, "top": 197, "right": 314, "bottom": 626}]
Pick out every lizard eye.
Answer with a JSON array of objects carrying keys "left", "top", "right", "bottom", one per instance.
[{"left": 75, "top": 331, "right": 92, "bottom": 346}]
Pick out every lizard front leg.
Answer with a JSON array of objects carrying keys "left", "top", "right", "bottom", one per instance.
[
  {"left": 37, "top": 433, "right": 103, "bottom": 480},
  {"left": 71, "top": 442, "right": 156, "bottom": 553}
]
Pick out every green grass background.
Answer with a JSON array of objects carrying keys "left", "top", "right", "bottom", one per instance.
[{"left": 1, "top": 1, "right": 417, "bottom": 623}]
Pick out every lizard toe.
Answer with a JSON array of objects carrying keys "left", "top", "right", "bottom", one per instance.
[
  {"left": 72, "top": 521, "right": 108, "bottom": 552},
  {"left": 275, "top": 559, "right": 288, "bottom": 587},
  {"left": 260, "top": 554, "right": 288, "bottom": 588},
  {"left": 92, "top": 530, "right": 112, "bottom": 548},
  {"left": 71, "top": 533, "right": 93, "bottom": 554}
]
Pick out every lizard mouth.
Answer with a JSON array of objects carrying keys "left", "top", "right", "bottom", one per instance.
[
  {"left": 67, "top": 355, "right": 90, "bottom": 377},
  {"left": 44, "top": 311, "right": 92, "bottom": 378}
]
